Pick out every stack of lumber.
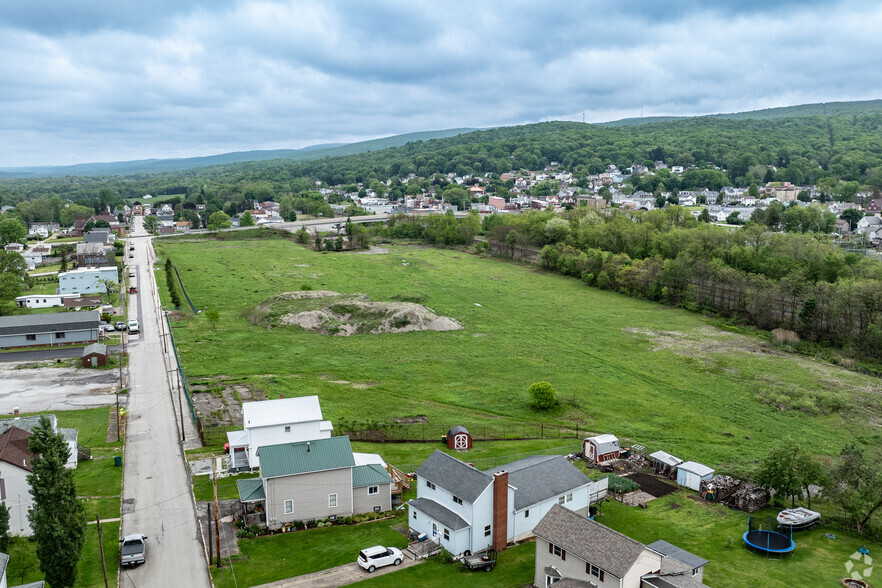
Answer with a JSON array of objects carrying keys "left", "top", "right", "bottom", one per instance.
[
  {"left": 699, "top": 475, "right": 741, "bottom": 501},
  {"left": 726, "top": 483, "right": 770, "bottom": 513}
]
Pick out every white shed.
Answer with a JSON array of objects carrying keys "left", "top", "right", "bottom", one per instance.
[
  {"left": 676, "top": 461, "right": 715, "bottom": 491},
  {"left": 583, "top": 434, "right": 620, "bottom": 465},
  {"left": 649, "top": 451, "right": 683, "bottom": 477}
]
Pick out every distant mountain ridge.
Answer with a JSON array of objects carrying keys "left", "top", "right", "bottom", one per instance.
[
  {"left": 600, "top": 99, "right": 882, "bottom": 127},
  {"left": 0, "top": 128, "right": 477, "bottom": 178}
]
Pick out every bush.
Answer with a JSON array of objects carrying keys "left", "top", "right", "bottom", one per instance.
[
  {"left": 528, "top": 381, "right": 557, "bottom": 409},
  {"left": 771, "top": 328, "right": 800, "bottom": 346},
  {"left": 436, "top": 548, "right": 454, "bottom": 564}
]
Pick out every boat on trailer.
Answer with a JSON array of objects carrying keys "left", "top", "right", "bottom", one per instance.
[{"left": 776, "top": 507, "right": 820, "bottom": 530}]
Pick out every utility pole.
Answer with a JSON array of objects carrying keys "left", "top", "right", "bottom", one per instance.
[
  {"left": 96, "top": 515, "right": 109, "bottom": 588},
  {"left": 178, "top": 370, "right": 186, "bottom": 442},
  {"left": 208, "top": 502, "right": 213, "bottom": 565},
  {"left": 212, "top": 460, "right": 221, "bottom": 568}
]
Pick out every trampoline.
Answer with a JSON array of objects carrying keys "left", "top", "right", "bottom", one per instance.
[{"left": 743, "top": 516, "right": 795, "bottom": 558}]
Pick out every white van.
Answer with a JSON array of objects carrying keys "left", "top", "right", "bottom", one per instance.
[{"left": 128, "top": 319, "right": 140, "bottom": 334}]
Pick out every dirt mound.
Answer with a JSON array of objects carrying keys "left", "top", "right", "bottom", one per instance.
[{"left": 253, "top": 292, "right": 463, "bottom": 336}]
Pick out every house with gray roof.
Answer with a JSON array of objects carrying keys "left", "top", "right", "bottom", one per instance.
[
  {"left": 408, "top": 450, "right": 606, "bottom": 557},
  {"left": 533, "top": 504, "right": 709, "bottom": 588},
  {"left": 237, "top": 435, "right": 393, "bottom": 529},
  {"left": 0, "top": 311, "right": 99, "bottom": 349}
]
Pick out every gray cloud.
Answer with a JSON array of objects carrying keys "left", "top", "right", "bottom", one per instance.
[{"left": 0, "top": 0, "right": 880, "bottom": 167}]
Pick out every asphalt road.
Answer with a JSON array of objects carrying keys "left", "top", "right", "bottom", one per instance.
[{"left": 119, "top": 216, "right": 211, "bottom": 588}]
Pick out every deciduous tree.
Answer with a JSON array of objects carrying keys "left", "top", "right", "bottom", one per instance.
[
  {"left": 528, "top": 381, "right": 557, "bottom": 410},
  {"left": 0, "top": 217, "right": 26, "bottom": 245},
  {"left": 754, "top": 439, "right": 824, "bottom": 508},
  {"left": 825, "top": 442, "right": 882, "bottom": 535},
  {"left": 27, "top": 416, "right": 86, "bottom": 588}
]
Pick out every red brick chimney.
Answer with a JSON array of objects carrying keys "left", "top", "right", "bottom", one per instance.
[{"left": 492, "top": 471, "right": 509, "bottom": 551}]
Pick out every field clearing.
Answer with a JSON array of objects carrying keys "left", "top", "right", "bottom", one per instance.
[{"left": 155, "top": 236, "right": 882, "bottom": 474}]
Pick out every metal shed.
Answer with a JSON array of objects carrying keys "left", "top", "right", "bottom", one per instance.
[
  {"left": 649, "top": 450, "right": 683, "bottom": 478},
  {"left": 676, "top": 461, "right": 715, "bottom": 491}
]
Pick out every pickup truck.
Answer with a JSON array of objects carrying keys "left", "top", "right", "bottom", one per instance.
[{"left": 120, "top": 534, "right": 147, "bottom": 566}]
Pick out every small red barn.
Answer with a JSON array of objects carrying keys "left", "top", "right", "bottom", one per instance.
[
  {"left": 583, "top": 434, "right": 620, "bottom": 465},
  {"left": 81, "top": 343, "right": 108, "bottom": 368},
  {"left": 446, "top": 426, "right": 472, "bottom": 450}
]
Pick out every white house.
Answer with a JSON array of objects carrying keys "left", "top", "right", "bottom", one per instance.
[
  {"left": 15, "top": 295, "right": 67, "bottom": 309},
  {"left": 676, "top": 461, "right": 715, "bottom": 491},
  {"left": 226, "top": 396, "right": 333, "bottom": 472},
  {"left": 58, "top": 267, "right": 119, "bottom": 295},
  {"left": 408, "top": 450, "right": 606, "bottom": 557}
]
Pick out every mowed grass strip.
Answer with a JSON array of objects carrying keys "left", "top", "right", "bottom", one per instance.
[{"left": 155, "top": 237, "right": 882, "bottom": 474}]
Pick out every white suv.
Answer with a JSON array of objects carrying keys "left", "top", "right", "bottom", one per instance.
[
  {"left": 357, "top": 546, "right": 403, "bottom": 572},
  {"left": 128, "top": 319, "right": 140, "bottom": 334}
]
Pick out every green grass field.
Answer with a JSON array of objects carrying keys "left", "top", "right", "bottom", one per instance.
[{"left": 155, "top": 236, "right": 882, "bottom": 476}]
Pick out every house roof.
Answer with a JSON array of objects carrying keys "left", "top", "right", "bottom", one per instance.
[
  {"left": 647, "top": 540, "right": 708, "bottom": 569},
  {"left": 82, "top": 343, "right": 107, "bottom": 357},
  {"left": 678, "top": 462, "right": 714, "bottom": 477},
  {"left": 237, "top": 478, "right": 266, "bottom": 502},
  {"left": 587, "top": 434, "right": 619, "bottom": 445},
  {"left": 63, "top": 296, "right": 104, "bottom": 308},
  {"left": 650, "top": 451, "right": 683, "bottom": 467},
  {"left": 243, "top": 396, "right": 323, "bottom": 428},
  {"left": 408, "top": 498, "right": 470, "bottom": 531},
  {"left": 447, "top": 425, "right": 469, "bottom": 437},
  {"left": 257, "top": 436, "right": 355, "bottom": 479},
  {"left": 484, "top": 455, "right": 591, "bottom": 511},
  {"left": 352, "top": 464, "right": 393, "bottom": 488},
  {"left": 0, "top": 414, "right": 58, "bottom": 435},
  {"left": 0, "top": 311, "right": 99, "bottom": 337},
  {"left": 532, "top": 504, "right": 648, "bottom": 579},
  {"left": 226, "top": 429, "right": 248, "bottom": 446},
  {"left": 59, "top": 428, "right": 78, "bottom": 444},
  {"left": 416, "top": 450, "right": 492, "bottom": 503},
  {"left": 0, "top": 427, "right": 34, "bottom": 472}
]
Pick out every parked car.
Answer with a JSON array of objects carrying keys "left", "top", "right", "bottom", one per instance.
[
  {"left": 129, "top": 245, "right": 134, "bottom": 251},
  {"left": 129, "top": 286, "right": 137, "bottom": 294},
  {"left": 357, "top": 546, "right": 403, "bottom": 572},
  {"left": 128, "top": 253, "right": 134, "bottom": 258},
  {"left": 101, "top": 304, "right": 114, "bottom": 314},
  {"left": 120, "top": 534, "right": 147, "bottom": 566},
  {"left": 115, "top": 321, "right": 127, "bottom": 331},
  {"left": 99, "top": 324, "right": 115, "bottom": 332},
  {"left": 128, "top": 319, "right": 140, "bottom": 334}
]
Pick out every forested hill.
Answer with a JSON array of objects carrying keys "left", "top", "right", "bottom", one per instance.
[
  {"left": 601, "top": 99, "right": 882, "bottom": 127},
  {"left": 2, "top": 100, "right": 882, "bottom": 202},
  {"left": 0, "top": 127, "right": 477, "bottom": 178}
]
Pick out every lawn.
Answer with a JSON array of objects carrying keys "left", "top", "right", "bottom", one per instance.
[
  {"left": 352, "top": 541, "right": 536, "bottom": 587},
  {"left": 600, "top": 492, "right": 869, "bottom": 588},
  {"left": 193, "top": 471, "right": 259, "bottom": 502},
  {"left": 154, "top": 235, "right": 882, "bottom": 476},
  {"left": 210, "top": 518, "right": 409, "bottom": 588}
]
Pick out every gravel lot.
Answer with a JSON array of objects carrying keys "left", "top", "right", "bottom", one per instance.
[{"left": 0, "top": 361, "right": 122, "bottom": 413}]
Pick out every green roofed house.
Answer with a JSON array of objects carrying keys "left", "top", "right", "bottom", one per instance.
[{"left": 239, "top": 436, "right": 394, "bottom": 529}]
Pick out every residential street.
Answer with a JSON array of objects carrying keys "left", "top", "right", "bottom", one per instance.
[{"left": 119, "top": 216, "right": 211, "bottom": 587}]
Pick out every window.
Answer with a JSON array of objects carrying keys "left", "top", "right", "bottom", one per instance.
[
  {"left": 549, "top": 543, "right": 566, "bottom": 561},
  {"left": 284, "top": 425, "right": 291, "bottom": 433},
  {"left": 26, "top": 334, "right": 36, "bottom": 341},
  {"left": 452, "top": 495, "right": 462, "bottom": 505},
  {"left": 558, "top": 496, "right": 565, "bottom": 505},
  {"left": 524, "top": 509, "right": 530, "bottom": 518},
  {"left": 484, "top": 525, "right": 491, "bottom": 537},
  {"left": 545, "top": 576, "right": 559, "bottom": 587},
  {"left": 566, "top": 493, "right": 573, "bottom": 503},
  {"left": 443, "top": 528, "right": 449, "bottom": 541},
  {"left": 425, "top": 480, "right": 435, "bottom": 490},
  {"left": 693, "top": 568, "right": 700, "bottom": 577},
  {"left": 412, "top": 510, "right": 417, "bottom": 520},
  {"left": 368, "top": 485, "right": 379, "bottom": 495},
  {"left": 586, "top": 563, "right": 603, "bottom": 581},
  {"left": 55, "top": 332, "right": 65, "bottom": 339},
  {"left": 283, "top": 499, "right": 293, "bottom": 514},
  {"left": 328, "top": 493, "right": 338, "bottom": 508}
]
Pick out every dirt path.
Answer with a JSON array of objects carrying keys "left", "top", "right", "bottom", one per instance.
[{"left": 254, "top": 559, "right": 423, "bottom": 588}]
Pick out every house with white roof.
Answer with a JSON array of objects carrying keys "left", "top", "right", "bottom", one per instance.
[
  {"left": 408, "top": 450, "right": 607, "bottom": 557},
  {"left": 226, "top": 396, "right": 333, "bottom": 472}
]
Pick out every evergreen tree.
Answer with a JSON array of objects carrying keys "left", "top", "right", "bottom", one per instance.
[
  {"left": 0, "top": 499, "right": 9, "bottom": 553},
  {"left": 27, "top": 416, "right": 86, "bottom": 588}
]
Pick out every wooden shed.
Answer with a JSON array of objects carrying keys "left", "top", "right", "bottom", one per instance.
[
  {"left": 81, "top": 343, "right": 108, "bottom": 368},
  {"left": 649, "top": 450, "right": 683, "bottom": 478},
  {"left": 446, "top": 426, "right": 472, "bottom": 450},
  {"left": 583, "top": 434, "right": 620, "bottom": 465},
  {"left": 676, "top": 461, "right": 715, "bottom": 491}
]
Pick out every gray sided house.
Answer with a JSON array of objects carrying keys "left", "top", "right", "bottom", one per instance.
[
  {"left": 247, "top": 436, "right": 392, "bottom": 529},
  {"left": 0, "top": 311, "right": 99, "bottom": 349},
  {"left": 533, "top": 504, "right": 708, "bottom": 588}
]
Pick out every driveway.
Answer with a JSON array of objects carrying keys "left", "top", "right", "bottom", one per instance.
[{"left": 254, "top": 558, "right": 423, "bottom": 588}]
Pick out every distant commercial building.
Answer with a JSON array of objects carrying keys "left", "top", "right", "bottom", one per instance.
[{"left": 58, "top": 267, "right": 118, "bottom": 295}]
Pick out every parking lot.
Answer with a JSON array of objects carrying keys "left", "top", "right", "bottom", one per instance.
[{"left": 0, "top": 360, "right": 122, "bottom": 413}]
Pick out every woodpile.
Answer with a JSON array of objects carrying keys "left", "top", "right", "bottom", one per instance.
[
  {"left": 699, "top": 475, "right": 741, "bottom": 501},
  {"left": 726, "top": 483, "right": 770, "bottom": 513}
]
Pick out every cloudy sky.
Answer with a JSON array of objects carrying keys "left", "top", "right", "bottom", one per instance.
[{"left": 1, "top": 0, "right": 880, "bottom": 167}]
